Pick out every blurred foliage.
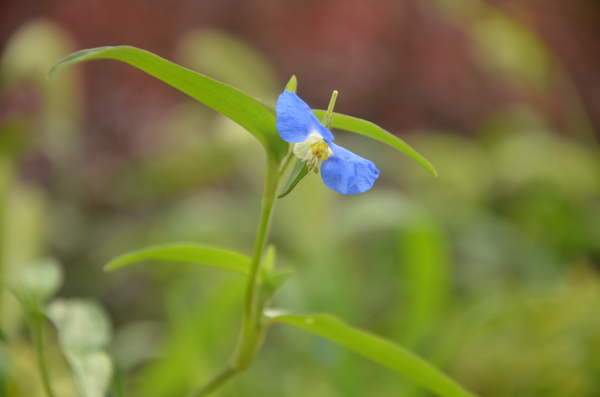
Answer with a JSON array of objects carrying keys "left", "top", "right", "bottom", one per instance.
[{"left": 1, "top": 10, "right": 600, "bottom": 397}]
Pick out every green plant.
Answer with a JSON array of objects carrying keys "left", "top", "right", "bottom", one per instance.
[{"left": 42, "top": 45, "right": 479, "bottom": 397}]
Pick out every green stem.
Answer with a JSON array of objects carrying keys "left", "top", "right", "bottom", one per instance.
[
  {"left": 30, "top": 311, "right": 56, "bottom": 397},
  {"left": 190, "top": 155, "right": 280, "bottom": 396},
  {"left": 188, "top": 366, "right": 237, "bottom": 397},
  {"left": 243, "top": 155, "right": 279, "bottom": 326}
]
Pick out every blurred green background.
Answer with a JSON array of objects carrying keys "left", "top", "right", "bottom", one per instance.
[{"left": 1, "top": 1, "right": 600, "bottom": 396}]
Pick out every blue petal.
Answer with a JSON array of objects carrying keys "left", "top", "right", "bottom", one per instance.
[
  {"left": 276, "top": 91, "right": 334, "bottom": 143},
  {"left": 321, "top": 142, "right": 380, "bottom": 195}
]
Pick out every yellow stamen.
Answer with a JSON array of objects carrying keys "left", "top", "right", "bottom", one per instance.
[
  {"left": 310, "top": 141, "right": 330, "bottom": 161},
  {"left": 293, "top": 136, "right": 332, "bottom": 176}
]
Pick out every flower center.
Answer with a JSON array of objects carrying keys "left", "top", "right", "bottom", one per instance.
[{"left": 293, "top": 134, "right": 332, "bottom": 174}]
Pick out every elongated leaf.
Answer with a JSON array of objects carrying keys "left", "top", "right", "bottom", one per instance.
[
  {"left": 104, "top": 243, "right": 251, "bottom": 274},
  {"left": 278, "top": 157, "right": 309, "bottom": 198},
  {"left": 49, "top": 46, "right": 288, "bottom": 160},
  {"left": 312, "top": 110, "right": 437, "bottom": 176},
  {"left": 268, "top": 313, "right": 476, "bottom": 397}
]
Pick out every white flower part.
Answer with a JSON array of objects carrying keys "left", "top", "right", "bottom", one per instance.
[
  {"left": 292, "top": 132, "right": 334, "bottom": 174},
  {"left": 292, "top": 132, "right": 319, "bottom": 159}
]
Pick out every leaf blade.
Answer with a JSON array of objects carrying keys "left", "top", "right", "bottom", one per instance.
[
  {"left": 49, "top": 46, "right": 288, "bottom": 159},
  {"left": 268, "top": 313, "right": 476, "bottom": 397},
  {"left": 312, "top": 110, "right": 438, "bottom": 176},
  {"left": 104, "top": 243, "right": 251, "bottom": 274}
]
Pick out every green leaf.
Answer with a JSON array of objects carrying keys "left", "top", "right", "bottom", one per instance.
[
  {"left": 104, "top": 242, "right": 251, "bottom": 274},
  {"left": 0, "top": 325, "right": 6, "bottom": 343},
  {"left": 46, "top": 299, "right": 113, "bottom": 397},
  {"left": 268, "top": 313, "right": 477, "bottom": 397},
  {"left": 285, "top": 75, "right": 298, "bottom": 93},
  {"left": 312, "top": 110, "right": 438, "bottom": 176},
  {"left": 48, "top": 46, "right": 288, "bottom": 160},
  {"left": 277, "top": 157, "right": 310, "bottom": 198}
]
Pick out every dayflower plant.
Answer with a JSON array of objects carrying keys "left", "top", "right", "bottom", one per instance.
[
  {"left": 276, "top": 90, "right": 380, "bottom": 194},
  {"left": 45, "top": 46, "right": 476, "bottom": 397}
]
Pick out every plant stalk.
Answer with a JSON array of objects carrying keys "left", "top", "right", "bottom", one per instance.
[
  {"left": 243, "top": 156, "right": 279, "bottom": 323},
  {"left": 187, "top": 366, "right": 237, "bottom": 397},
  {"left": 191, "top": 155, "right": 280, "bottom": 396}
]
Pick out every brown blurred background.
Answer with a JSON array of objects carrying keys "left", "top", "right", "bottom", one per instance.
[{"left": 2, "top": 0, "right": 599, "bottom": 163}]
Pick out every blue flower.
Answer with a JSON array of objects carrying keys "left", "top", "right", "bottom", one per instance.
[{"left": 276, "top": 90, "right": 380, "bottom": 195}]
